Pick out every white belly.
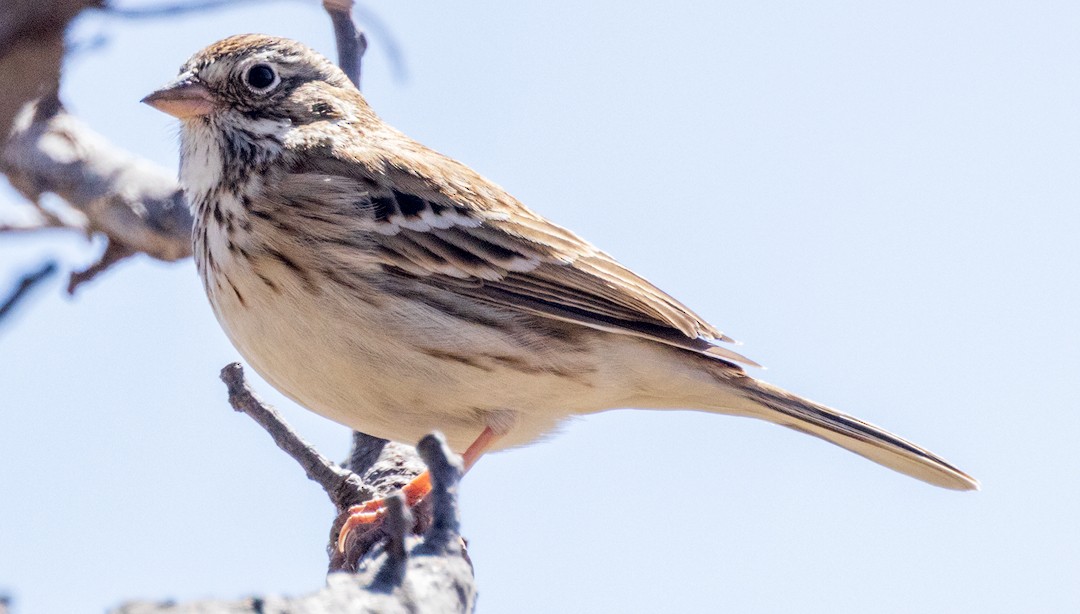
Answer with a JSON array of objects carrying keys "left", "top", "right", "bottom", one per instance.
[{"left": 204, "top": 248, "right": 624, "bottom": 453}]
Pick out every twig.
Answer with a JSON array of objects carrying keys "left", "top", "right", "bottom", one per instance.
[
  {"left": 343, "top": 430, "right": 388, "bottom": 474},
  {"left": 102, "top": 0, "right": 266, "bottom": 18},
  {"left": 0, "top": 260, "right": 58, "bottom": 324},
  {"left": 323, "top": 0, "right": 367, "bottom": 89},
  {"left": 219, "top": 363, "right": 372, "bottom": 512},
  {"left": 101, "top": 1, "right": 404, "bottom": 82},
  {"left": 110, "top": 457, "right": 476, "bottom": 613},
  {"left": 0, "top": 200, "right": 73, "bottom": 232},
  {"left": 416, "top": 433, "right": 464, "bottom": 545},
  {"left": 219, "top": 364, "right": 460, "bottom": 574},
  {"left": 67, "top": 239, "right": 133, "bottom": 295},
  {"left": 351, "top": 3, "right": 407, "bottom": 82},
  {"left": 370, "top": 493, "right": 411, "bottom": 586},
  {"left": 0, "top": 219, "right": 78, "bottom": 234}
]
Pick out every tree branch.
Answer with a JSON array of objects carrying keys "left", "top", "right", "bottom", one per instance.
[
  {"left": 350, "top": 2, "right": 407, "bottom": 82},
  {"left": 1, "top": 2, "right": 191, "bottom": 306},
  {"left": 130, "top": 365, "right": 476, "bottom": 614},
  {"left": 218, "top": 364, "right": 444, "bottom": 571},
  {"left": 2, "top": 96, "right": 192, "bottom": 262},
  {"left": 103, "top": 0, "right": 265, "bottom": 19},
  {"left": 323, "top": 0, "right": 367, "bottom": 89},
  {"left": 0, "top": 260, "right": 57, "bottom": 325},
  {"left": 219, "top": 363, "right": 372, "bottom": 513},
  {"left": 110, "top": 442, "right": 475, "bottom": 612}
]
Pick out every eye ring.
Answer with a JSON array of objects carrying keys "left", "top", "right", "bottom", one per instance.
[{"left": 245, "top": 63, "right": 279, "bottom": 92}]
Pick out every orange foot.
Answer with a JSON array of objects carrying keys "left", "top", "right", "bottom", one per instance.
[
  {"left": 336, "top": 471, "right": 432, "bottom": 552},
  {"left": 336, "top": 426, "right": 501, "bottom": 553}
]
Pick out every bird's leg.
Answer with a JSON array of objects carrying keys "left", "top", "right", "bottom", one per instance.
[{"left": 336, "top": 426, "right": 500, "bottom": 552}]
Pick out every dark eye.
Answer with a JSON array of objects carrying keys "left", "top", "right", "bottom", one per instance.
[{"left": 245, "top": 64, "right": 277, "bottom": 91}]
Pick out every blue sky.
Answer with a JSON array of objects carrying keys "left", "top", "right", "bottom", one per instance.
[{"left": 2, "top": 1, "right": 1078, "bottom": 612}]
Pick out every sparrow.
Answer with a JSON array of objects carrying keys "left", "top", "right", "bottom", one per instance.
[{"left": 142, "top": 34, "right": 977, "bottom": 545}]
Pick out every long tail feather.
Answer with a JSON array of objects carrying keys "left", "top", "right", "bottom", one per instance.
[{"left": 731, "top": 377, "right": 978, "bottom": 491}]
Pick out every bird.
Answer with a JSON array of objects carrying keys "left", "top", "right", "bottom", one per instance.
[{"left": 142, "top": 34, "right": 977, "bottom": 545}]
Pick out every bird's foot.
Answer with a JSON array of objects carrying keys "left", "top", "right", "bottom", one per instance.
[{"left": 336, "top": 470, "right": 432, "bottom": 552}]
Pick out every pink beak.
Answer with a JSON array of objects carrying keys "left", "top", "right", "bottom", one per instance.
[{"left": 141, "top": 75, "right": 215, "bottom": 119}]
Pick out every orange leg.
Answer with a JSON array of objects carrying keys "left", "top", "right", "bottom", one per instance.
[{"left": 337, "top": 426, "right": 499, "bottom": 552}]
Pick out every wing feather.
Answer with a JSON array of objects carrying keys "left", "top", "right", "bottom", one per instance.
[{"left": 282, "top": 136, "right": 756, "bottom": 366}]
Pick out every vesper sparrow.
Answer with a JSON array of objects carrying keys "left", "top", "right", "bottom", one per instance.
[{"left": 143, "top": 34, "right": 976, "bottom": 541}]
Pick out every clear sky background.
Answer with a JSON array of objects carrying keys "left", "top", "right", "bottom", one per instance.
[{"left": 1, "top": 1, "right": 1078, "bottom": 612}]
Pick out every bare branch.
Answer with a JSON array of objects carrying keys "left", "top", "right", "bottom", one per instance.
[
  {"left": 102, "top": 0, "right": 260, "bottom": 19},
  {"left": 2, "top": 98, "right": 192, "bottom": 262},
  {"left": 211, "top": 364, "right": 475, "bottom": 609},
  {"left": 2, "top": 0, "right": 193, "bottom": 272},
  {"left": 351, "top": 3, "right": 407, "bottom": 82},
  {"left": 0, "top": 212, "right": 75, "bottom": 234},
  {"left": 323, "top": 0, "right": 367, "bottom": 89},
  {"left": 66, "top": 238, "right": 133, "bottom": 294},
  {"left": 111, "top": 504, "right": 475, "bottom": 613},
  {"left": 416, "top": 433, "right": 463, "bottom": 543},
  {"left": 219, "top": 363, "right": 372, "bottom": 512},
  {"left": 0, "top": 260, "right": 57, "bottom": 324},
  {"left": 383, "top": 493, "right": 412, "bottom": 562},
  {"left": 343, "top": 430, "right": 388, "bottom": 474}
]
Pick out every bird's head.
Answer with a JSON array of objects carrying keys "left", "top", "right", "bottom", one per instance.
[
  {"left": 142, "top": 34, "right": 359, "bottom": 124},
  {"left": 143, "top": 35, "right": 373, "bottom": 197}
]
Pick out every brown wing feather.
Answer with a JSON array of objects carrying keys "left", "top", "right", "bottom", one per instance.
[{"left": 283, "top": 129, "right": 756, "bottom": 366}]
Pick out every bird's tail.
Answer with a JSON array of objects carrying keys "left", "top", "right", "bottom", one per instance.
[
  {"left": 718, "top": 375, "right": 978, "bottom": 490},
  {"left": 650, "top": 358, "right": 979, "bottom": 490}
]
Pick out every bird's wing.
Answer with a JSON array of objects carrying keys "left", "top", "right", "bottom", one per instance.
[{"left": 283, "top": 137, "right": 758, "bottom": 367}]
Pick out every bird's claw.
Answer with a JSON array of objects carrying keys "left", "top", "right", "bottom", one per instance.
[{"left": 336, "top": 500, "right": 387, "bottom": 552}]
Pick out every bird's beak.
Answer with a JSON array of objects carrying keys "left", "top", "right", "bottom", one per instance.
[{"left": 141, "top": 74, "right": 215, "bottom": 119}]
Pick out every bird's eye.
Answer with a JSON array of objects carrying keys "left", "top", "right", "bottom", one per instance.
[{"left": 245, "top": 64, "right": 278, "bottom": 91}]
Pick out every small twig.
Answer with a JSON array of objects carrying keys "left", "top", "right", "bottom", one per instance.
[
  {"left": 0, "top": 191, "right": 86, "bottom": 236},
  {"left": 344, "top": 430, "right": 388, "bottom": 474},
  {"left": 102, "top": 1, "right": 404, "bottom": 82},
  {"left": 0, "top": 260, "right": 58, "bottom": 325},
  {"left": 0, "top": 200, "right": 73, "bottom": 231},
  {"left": 370, "top": 492, "right": 411, "bottom": 587},
  {"left": 66, "top": 239, "right": 133, "bottom": 295},
  {"left": 219, "top": 363, "right": 371, "bottom": 512},
  {"left": 323, "top": 0, "right": 367, "bottom": 89},
  {"left": 66, "top": 32, "right": 109, "bottom": 56},
  {"left": 416, "top": 433, "right": 463, "bottom": 544},
  {"left": 0, "top": 220, "right": 79, "bottom": 234},
  {"left": 383, "top": 493, "right": 411, "bottom": 563},
  {"left": 351, "top": 3, "right": 407, "bottom": 82},
  {"left": 102, "top": 0, "right": 266, "bottom": 18}
]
